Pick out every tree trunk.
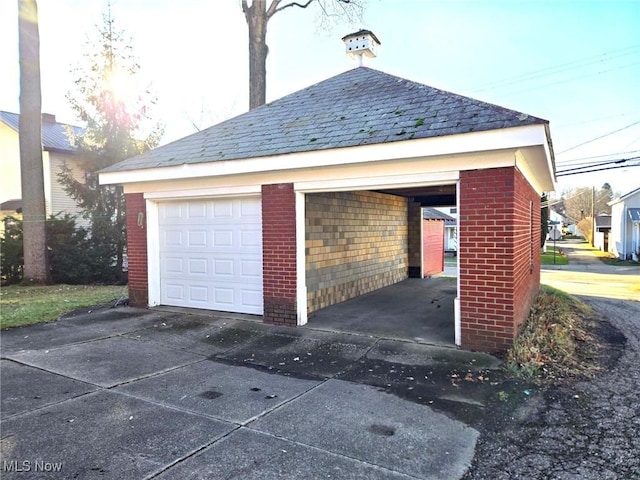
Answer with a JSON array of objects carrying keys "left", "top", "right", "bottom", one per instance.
[
  {"left": 244, "top": 0, "right": 269, "bottom": 109},
  {"left": 18, "top": 0, "right": 49, "bottom": 284}
]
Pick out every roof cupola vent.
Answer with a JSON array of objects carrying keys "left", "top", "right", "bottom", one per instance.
[{"left": 342, "top": 29, "right": 380, "bottom": 66}]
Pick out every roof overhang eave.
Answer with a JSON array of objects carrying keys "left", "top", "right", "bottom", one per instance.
[{"left": 99, "top": 123, "right": 554, "bottom": 187}]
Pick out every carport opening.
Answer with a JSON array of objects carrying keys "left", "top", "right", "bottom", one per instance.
[{"left": 303, "top": 186, "right": 459, "bottom": 346}]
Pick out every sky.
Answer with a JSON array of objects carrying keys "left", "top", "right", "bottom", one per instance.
[{"left": 1, "top": 0, "right": 639, "bottom": 197}]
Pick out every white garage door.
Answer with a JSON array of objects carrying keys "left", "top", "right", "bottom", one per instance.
[{"left": 158, "top": 197, "right": 263, "bottom": 314}]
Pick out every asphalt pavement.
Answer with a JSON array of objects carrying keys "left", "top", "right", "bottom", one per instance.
[{"left": 466, "top": 239, "right": 640, "bottom": 479}]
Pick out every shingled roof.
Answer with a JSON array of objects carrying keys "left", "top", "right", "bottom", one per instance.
[
  {"left": 0, "top": 111, "right": 84, "bottom": 153},
  {"left": 103, "top": 67, "right": 548, "bottom": 173},
  {"left": 423, "top": 208, "right": 455, "bottom": 221}
]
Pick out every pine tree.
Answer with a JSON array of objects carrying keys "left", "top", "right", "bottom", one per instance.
[{"left": 59, "top": 7, "right": 163, "bottom": 283}]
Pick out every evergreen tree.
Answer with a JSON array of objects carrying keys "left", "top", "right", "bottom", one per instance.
[
  {"left": 59, "top": 8, "right": 163, "bottom": 283},
  {"left": 541, "top": 193, "right": 549, "bottom": 247}
]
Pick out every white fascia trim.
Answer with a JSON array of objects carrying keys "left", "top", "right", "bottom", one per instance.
[
  {"left": 144, "top": 185, "right": 261, "bottom": 200},
  {"left": 295, "top": 191, "right": 307, "bottom": 326},
  {"left": 99, "top": 124, "right": 549, "bottom": 186},
  {"left": 455, "top": 180, "right": 461, "bottom": 347},
  {"left": 146, "top": 199, "right": 160, "bottom": 307},
  {"left": 543, "top": 125, "right": 557, "bottom": 184},
  {"left": 294, "top": 170, "right": 459, "bottom": 193}
]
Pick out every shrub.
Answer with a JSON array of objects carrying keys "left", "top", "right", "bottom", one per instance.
[
  {"left": 1, "top": 216, "right": 24, "bottom": 284},
  {"left": 0, "top": 214, "right": 127, "bottom": 285}
]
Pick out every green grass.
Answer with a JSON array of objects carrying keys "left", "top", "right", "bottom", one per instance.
[
  {"left": 0, "top": 284, "right": 127, "bottom": 329},
  {"left": 505, "top": 285, "right": 599, "bottom": 383},
  {"left": 541, "top": 247, "right": 568, "bottom": 265},
  {"left": 593, "top": 250, "right": 639, "bottom": 267}
]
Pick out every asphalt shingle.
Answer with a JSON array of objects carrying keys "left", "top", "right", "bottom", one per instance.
[
  {"left": 0, "top": 111, "right": 83, "bottom": 153},
  {"left": 423, "top": 208, "right": 455, "bottom": 221},
  {"left": 103, "top": 67, "right": 548, "bottom": 173}
]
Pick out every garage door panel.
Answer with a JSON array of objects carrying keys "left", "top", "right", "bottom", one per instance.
[
  {"left": 213, "top": 201, "right": 233, "bottom": 217},
  {"left": 240, "top": 198, "right": 261, "bottom": 217},
  {"left": 213, "top": 230, "right": 233, "bottom": 247},
  {"left": 188, "top": 258, "right": 208, "bottom": 275},
  {"left": 188, "top": 202, "right": 207, "bottom": 218},
  {"left": 165, "top": 257, "right": 184, "bottom": 274},
  {"left": 240, "top": 229, "right": 261, "bottom": 247},
  {"left": 213, "top": 258, "right": 234, "bottom": 276},
  {"left": 164, "top": 230, "right": 183, "bottom": 246},
  {"left": 158, "top": 197, "right": 263, "bottom": 315},
  {"left": 187, "top": 230, "right": 208, "bottom": 247},
  {"left": 241, "top": 259, "right": 262, "bottom": 277},
  {"left": 165, "top": 284, "right": 185, "bottom": 302},
  {"left": 241, "top": 289, "right": 262, "bottom": 308}
]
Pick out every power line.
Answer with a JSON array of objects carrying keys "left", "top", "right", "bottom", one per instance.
[
  {"left": 467, "top": 45, "right": 640, "bottom": 94},
  {"left": 556, "top": 161, "right": 640, "bottom": 177},
  {"left": 553, "top": 111, "right": 638, "bottom": 130},
  {"left": 556, "top": 157, "right": 638, "bottom": 175},
  {"left": 556, "top": 150, "right": 640, "bottom": 166},
  {"left": 493, "top": 61, "right": 640, "bottom": 98},
  {"left": 556, "top": 120, "right": 640, "bottom": 155}
]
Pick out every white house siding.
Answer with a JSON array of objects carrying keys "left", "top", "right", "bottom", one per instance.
[
  {"left": 0, "top": 122, "right": 21, "bottom": 205},
  {"left": 609, "top": 189, "right": 640, "bottom": 260},
  {"left": 48, "top": 153, "right": 89, "bottom": 228}
]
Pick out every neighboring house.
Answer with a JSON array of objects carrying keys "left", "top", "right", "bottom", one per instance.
[
  {"left": 0, "top": 111, "right": 87, "bottom": 228},
  {"left": 100, "top": 63, "right": 555, "bottom": 353},
  {"left": 435, "top": 206, "right": 458, "bottom": 252},
  {"left": 593, "top": 214, "right": 611, "bottom": 252},
  {"left": 608, "top": 187, "right": 640, "bottom": 261},
  {"left": 547, "top": 210, "right": 564, "bottom": 241},
  {"left": 422, "top": 208, "right": 454, "bottom": 276}
]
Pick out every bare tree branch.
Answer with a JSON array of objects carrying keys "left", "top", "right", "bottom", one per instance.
[
  {"left": 266, "top": 0, "right": 284, "bottom": 18},
  {"left": 271, "top": 0, "right": 313, "bottom": 17}
]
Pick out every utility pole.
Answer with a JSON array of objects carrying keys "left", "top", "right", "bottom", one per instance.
[{"left": 591, "top": 186, "right": 595, "bottom": 247}]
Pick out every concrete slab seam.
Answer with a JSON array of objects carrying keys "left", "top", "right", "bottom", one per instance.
[
  {"left": 0, "top": 330, "right": 123, "bottom": 357},
  {"left": 106, "top": 387, "right": 243, "bottom": 425},
  {"left": 104, "top": 358, "right": 210, "bottom": 389},
  {"left": 243, "top": 378, "right": 332, "bottom": 429},
  {"left": 4, "top": 350, "right": 208, "bottom": 389},
  {"left": 143, "top": 424, "right": 244, "bottom": 480},
  {"left": 0, "top": 389, "right": 97, "bottom": 422},
  {"left": 238, "top": 427, "right": 421, "bottom": 480}
]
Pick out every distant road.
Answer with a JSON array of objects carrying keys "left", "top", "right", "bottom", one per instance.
[{"left": 540, "top": 239, "right": 639, "bottom": 301}]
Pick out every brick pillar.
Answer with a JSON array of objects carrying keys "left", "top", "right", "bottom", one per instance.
[
  {"left": 125, "top": 193, "right": 148, "bottom": 307},
  {"left": 261, "top": 183, "right": 297, "bottom": 326},
  {"left": 407, "top": 200, "right": 422, "bottom": 278},
  {"left": 459, "top": 167, "right": 540, "bottom": 353}
]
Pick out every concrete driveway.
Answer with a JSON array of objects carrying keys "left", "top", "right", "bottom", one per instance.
[{"left": 1, "top": 306, "right": 498, "bottom": 479}]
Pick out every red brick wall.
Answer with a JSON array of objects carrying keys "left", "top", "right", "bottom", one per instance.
[
  {"left": 422, "top": 219, "right": 445, "bottom": 276},
  {"left": 512, "top": 168, "right": 541, "bottom": 332},
  {"left": 262, "top": 184, "right": 297, "bottom": 326},
  {"left": 459, "top": 167, "right": 540, "bottom": 352},
  {"left": 125, "top": 193, "right": 148, "bottom": 307}
]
